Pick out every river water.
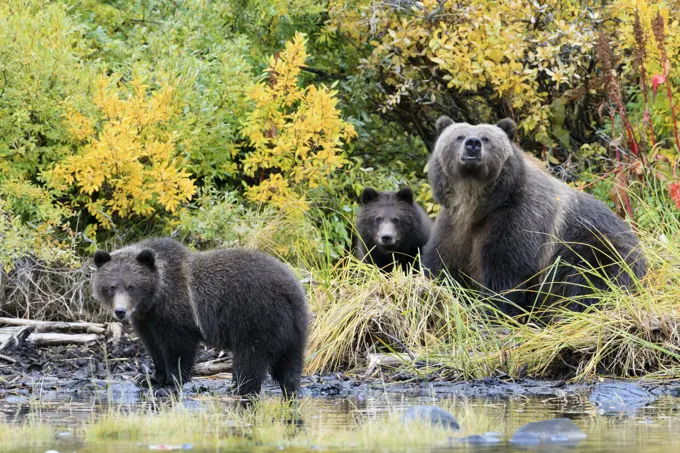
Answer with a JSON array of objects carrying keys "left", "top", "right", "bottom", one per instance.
[{"left": 1, "top": 383, "right": 679, "bottom": 453}]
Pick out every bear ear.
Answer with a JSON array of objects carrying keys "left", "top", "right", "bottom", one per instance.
[
  {"left": 436, "top": 115, "right": 454, "bottom": 136},
  {"left": 396, "top": 187, "right": 414, "bottom": 204},
  {"left": 93, "top": 250, "right": 111, "bottom": 268},
  {"left": 360, "top": 187, "right": 380, "bottom": 205},
  {"left": 136, "top": 249, "right": 156, "bottom": 268},
  {"left": 496, "top": 118, "right": 517, "bottom": 140}
]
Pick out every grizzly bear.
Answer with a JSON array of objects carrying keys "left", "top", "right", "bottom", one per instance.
[
  {"left": 422, "top": 117, "right": 647, "bottom": 313},
  {"left": 92, "top": 237, "right": 308, "bottom": 399},
  {"left": 355, "top": 187, "right": 433, "bottom": 272}
]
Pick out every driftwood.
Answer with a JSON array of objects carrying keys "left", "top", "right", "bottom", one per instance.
[
  {"left": 0, "top": 325, "right": 35, "bottom": 353},
  {"left": 0, "top": 318, "right": 122, "bottom": 351},
  {"left": 0, "top": 317, "right": 106, "bottom": 334},
  {"left": 0, "top": 353, "right": 16, "bottom": 364},
  {"left": 28, "top": 332, "right": 105, "bottom": 346},
  {"left": 0, "top": 317, "right": 232, "bottom": 378},
  {"left": 106, "top": 322, "right": 123, "bottom": 346},
  {"left": 365, "top": 352, "right": 416, "bottom": 376},
  {"left": 194, "top": 356, "right": 232, "bottom": 376}
]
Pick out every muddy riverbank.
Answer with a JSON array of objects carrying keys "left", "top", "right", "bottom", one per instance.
[{"left": 2, "top": 329, "right": 679, "bottom": 403}]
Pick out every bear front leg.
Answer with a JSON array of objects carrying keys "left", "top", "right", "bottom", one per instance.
[
  {"left": 133, "top": 321, "right": 168, "bottom": 388},
  {"left": 480, "top": 251, "right": 533, "bottom": 316},
  {"left": 162, "top": 340, "right": 200, "bottom": 392}
]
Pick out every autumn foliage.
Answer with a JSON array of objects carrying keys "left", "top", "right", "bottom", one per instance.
[
  {"left": 47, "top": 76, "right": 196, "bottom": 231},
  {"left": 0, "top": 0, "right": 679, "bottom": 269},
  {"left": 241, "top": 33, "right": 357, "bottom": 212}
]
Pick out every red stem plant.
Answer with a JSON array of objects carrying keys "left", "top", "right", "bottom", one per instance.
[
  {"left": 651, "top": 13, "right": 680, "bottom": 174},
  {"left": 651, "top": 12, "right": 680, "bottom": 209},
  {"left": 596, "top": 32, "right": 635, "bottom": 219}
]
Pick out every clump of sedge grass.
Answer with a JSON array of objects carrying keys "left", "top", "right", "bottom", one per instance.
[{"left": 305, "top": 256, "right": 515, "bottom": 378}]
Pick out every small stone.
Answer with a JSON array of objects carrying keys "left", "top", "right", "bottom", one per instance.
[
  {"left": 669, "top": 387, "right": 680, "bottom": 397},
  {"left": 454, "top": 433, "right": 501, "bottom": 445},
  {"left": 510, "top": 418, "right": 586, "bottom": 445},
  {"left": 401, "top": 405, "right": 460, "bottom": 430},
  {"left": 589, "top": 382, "right": 657, "bottom": 415}
]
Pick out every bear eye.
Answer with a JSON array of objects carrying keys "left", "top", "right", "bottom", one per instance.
[
  {"left": 482, "top": 137, "right": 490, "bottom": 143},
  {"left": 127, "top": 285, "right": 134, "bottom": 292},
  {"left": 375, "top": 216, "right": 383, "bottom": 224},
  {"left": 108, "top": 285, "right": 116, "bottom": 294},
  {"left": 392, "top": 218, "right": 400, "bottom": 224},
  {"left": 457, "top": 135, "right": 465, "bottom": 141}
]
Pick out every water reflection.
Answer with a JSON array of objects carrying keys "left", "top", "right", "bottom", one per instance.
[{"left": 1, "top": 381, "right": 679, "bottom": 453}]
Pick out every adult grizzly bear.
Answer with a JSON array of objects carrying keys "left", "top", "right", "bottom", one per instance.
[
  {"left": 92, "top": 238, "right": 308, "bottom": 399},
  {"left": 355, "top": 187, "right": 433, "bottom": 272},
  {"left": 422, "top": 117, "right": 647, "bottom": 313}
]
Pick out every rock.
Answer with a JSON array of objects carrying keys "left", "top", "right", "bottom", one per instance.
[
  {"left": 454, "top": 432, "right": 502, "bottom": 445},
  {"left": 589, "top": 382, "right": 657, "bottom": 415},
  {"left": 401, "top": 405, "right": 459, "bottom": 430},
  {"left": 509, "top": 418, "right": 586, "bottom": 445}
]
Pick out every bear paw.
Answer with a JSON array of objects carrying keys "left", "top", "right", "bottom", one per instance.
[
  {"left": 134, "top": 373, "right": 164, "bottom": 389},
  {"left": 152, "top": 385, "right": 179, "bottom": 399}
]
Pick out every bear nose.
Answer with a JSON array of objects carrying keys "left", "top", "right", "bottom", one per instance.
[
  {"left": 380, "top": 234, "right": 394, "bottom": 244},
  {"left": 464, "top": 137, "right": 482, "bottom": 156},
  {"left": 114, "top": 308, "right": 127, "bottom": 320}
]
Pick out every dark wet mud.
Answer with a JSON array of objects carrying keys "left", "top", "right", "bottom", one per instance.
[{"left": 2, "top": 329, "right": 680, "bottom": 404}]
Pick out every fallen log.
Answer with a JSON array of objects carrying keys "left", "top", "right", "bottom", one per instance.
[
  {"left": 0, "top": 325, "right": 35, "bottom": 353},
  {"left": 0, "top": 317, "right": 106, "bottom": 334},
  {"left": 106, "top": 322, "right": 123, "bottom": 346},
  {"left": 0, "top": 353, "right": 16, "bottom": 364},
  {"left": 365, "top": 352, "right": 415, "bottom": 376},
  {"left": 194, "top": 356, "right": 232, "bottom": 376},
  {"left": 28, "top": 332, "right": 104, "bottom": 346}
]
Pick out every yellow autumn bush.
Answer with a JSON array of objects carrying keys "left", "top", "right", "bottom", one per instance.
[
  {"left": 329, "top": 0, "right": 680, "bottom": 148},
  {"left": 240, "top": 32, "right": 357, "bottom": 212},
  {"left": 47, "top": 76, "right": 196, "bottom": 232}
]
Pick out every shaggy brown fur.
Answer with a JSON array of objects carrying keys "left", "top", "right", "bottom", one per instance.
[
  {"left": 355, "top": 187, "right": 433, "bottom": 272},
  {"left": 422, "top": 117, "right": 647, "bottom": 313},
  {"left": 92, "top": 238, "right": 308, "bottom": 399}
]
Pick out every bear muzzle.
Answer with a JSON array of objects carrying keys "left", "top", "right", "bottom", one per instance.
[
  {"left": 112, "top": 292, "right": 133, "bottom": 321},
  {"left": 376, "top": 223, "right": 398, "bottom": 247},
  {"left": 461, "top": 137, "right": 483, "bottom": 162}
]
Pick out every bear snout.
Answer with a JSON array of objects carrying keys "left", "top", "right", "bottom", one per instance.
[
  {"left": 112, "top": 292, "right": 133, "bottom": 320},
  {"left": 462, "top": 137, "right": 483, "bottom": 161},
  {"left": 114, "top": 308, "right": 127, "bottom": 320},
  {"left": 379, "top": 234, "right": 395, "bottom": 245},
  {"left": 376, "top": 223, "right": 398, "bottom": 247}
]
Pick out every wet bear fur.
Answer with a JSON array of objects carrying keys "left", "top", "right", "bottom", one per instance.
[
  {"left": 422, "top": 117, "right": 647, "bottom": 313},
  {"left": 355, "top": 187, "right": 433, "bottom": 272},
  {"left": 92, "top": 237, "right": 308, "bottom": 399}
]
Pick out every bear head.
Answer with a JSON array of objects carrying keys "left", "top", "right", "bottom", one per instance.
[
  {"left": 357, "top": 187, "right": 417, "bottom": 251},
  {"left": 428, "top": 117, "right": 518, "bottom": 203},
  {"left": 92, "top": 247, "right": 159, "bottom": 321}
]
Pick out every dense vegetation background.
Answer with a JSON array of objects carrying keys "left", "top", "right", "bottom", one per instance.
[{"left": 2, "top": 0, "right": 680, "bottom": 378}]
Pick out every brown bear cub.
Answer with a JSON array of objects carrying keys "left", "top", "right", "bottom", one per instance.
[
  {"left": 355, "top": 187, "right": 433, "bottom": 273},
  {"left": 92, "top": 237, "right": 308, "bottom": 399},
  {"left": 423, "top": 117, "right": 647, "bottom": 313}
]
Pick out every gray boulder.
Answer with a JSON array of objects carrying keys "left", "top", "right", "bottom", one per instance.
[
  {"left": 401, "top": 405, "right": 460, "bottom": 430},
  {"left": 510, "top": 418, "right": 586, "bottom": 445},
  {"left": 589, "top": 382, "right": 657, "bottom": 415}
]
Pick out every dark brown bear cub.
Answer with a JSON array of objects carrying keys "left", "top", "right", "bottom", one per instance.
[
  {"left": 423, "top": 117, "right": 647, "bottom": 313},
  {"left": 355, "top": 187, "right": 433, "bottom": 273},
  {"left": 92, "top": 237, "right": 308, "bottom": 399}
]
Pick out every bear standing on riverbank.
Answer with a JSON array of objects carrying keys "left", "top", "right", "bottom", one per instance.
[
  {"left": 92, "top": 238, "right": 308, "bottom": 399},
  {"left": 422, "top": 117, "right": 647, "bottom": 313},
  {"left": 355, "top": 187, "right": 433, "bottom": 272}
]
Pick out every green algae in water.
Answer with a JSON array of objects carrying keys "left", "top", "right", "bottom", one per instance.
[{"left": 1, "top": 394, "right": 680, "bottom": 453}]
